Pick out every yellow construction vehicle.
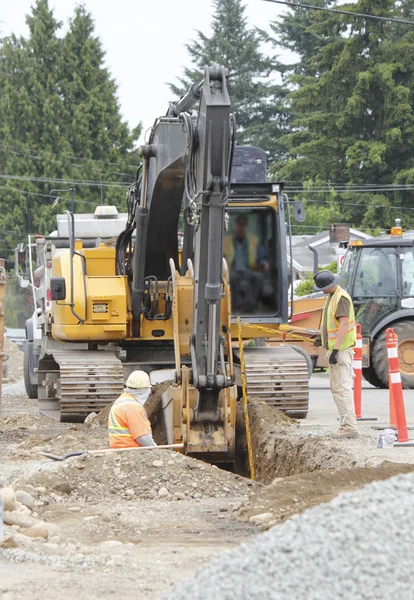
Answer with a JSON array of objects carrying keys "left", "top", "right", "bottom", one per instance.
[{"left": 16, "top": 66, "right": 310, "bottom": 461}]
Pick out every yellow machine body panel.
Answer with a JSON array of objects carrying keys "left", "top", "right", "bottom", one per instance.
[{"left": 51, "top": 244, "right": 129, "bottom": 342}]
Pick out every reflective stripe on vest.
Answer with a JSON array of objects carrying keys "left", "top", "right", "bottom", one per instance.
[
  {"left": 323, "top": 286, "right": 356, "bottom": 351},
  {"left": 108, "top": 392, "right": 137, "bottom": 438},
  {"left": 223, "top": 235, "right": 258, "bottom": 269}
]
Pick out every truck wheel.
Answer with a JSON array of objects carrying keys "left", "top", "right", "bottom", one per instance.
[
  {"left": 24, "top": 344, "right": 38, "bottom": 399},
  {"left": 362, "top": 366, "right": 386, "bottom": 389},
  {"left": 372, "top": 320, "right": 414, "bottom": 389}
]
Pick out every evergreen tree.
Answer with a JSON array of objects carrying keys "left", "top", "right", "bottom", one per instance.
[
  {"left": 0, "top": 0, "right": 140, "bottom": 262},
  {"left": 60, "top": 6, "right": 140, "bottom": 208},
  {"left": 170, "top": 0, "right": 287, "bottom": 159},
  {"left": 274, "top": 0, "right": 414, "bottom": 230}
]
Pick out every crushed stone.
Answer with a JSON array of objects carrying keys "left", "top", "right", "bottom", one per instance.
[
  {"left": 12, "top": 448, "right": 258, "bottom": 506},
  {"left": 160, "top": 472, "right": 414, "bottom": 600}
]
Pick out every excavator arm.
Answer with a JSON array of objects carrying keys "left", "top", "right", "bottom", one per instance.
[{"left": 125, "top": 65, "right": 237, "bottom": 459}]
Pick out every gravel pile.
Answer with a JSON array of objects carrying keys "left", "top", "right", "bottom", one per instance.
[
  {"left": 160, "top": 472, "right": 414, "bottom": 599},
  {"left": 14, "top": 449, "right": 257, "bottom": 505}
]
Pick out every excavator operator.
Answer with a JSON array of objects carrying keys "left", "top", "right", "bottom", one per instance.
[
  {"left": 224, "top": 214, "right": 269, "bottom": 312},
  {"left": 108, "top": 370, "right": 157, "bottom": 449}
]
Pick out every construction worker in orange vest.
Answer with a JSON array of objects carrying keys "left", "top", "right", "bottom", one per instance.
[{"left": 108, "top": 370, "right": 157, "bottom": 449}]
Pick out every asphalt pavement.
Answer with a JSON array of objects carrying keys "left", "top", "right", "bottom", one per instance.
[{"left": 308, "top": 372, "right": 414, "bottom": 433}]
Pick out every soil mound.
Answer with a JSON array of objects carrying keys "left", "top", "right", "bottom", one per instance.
[{"left": 2, "top": 338, "right": 24, "bottom": 383}]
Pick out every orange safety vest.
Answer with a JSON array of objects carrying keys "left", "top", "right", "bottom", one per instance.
[
  {"left": 108, "top": 392, "right": 151, "bottom": 449},
  {"left": 223, "top": 234, "right": 258, "bottom": 270}
]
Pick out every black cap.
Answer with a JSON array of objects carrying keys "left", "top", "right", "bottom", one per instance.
[{"left": 313, "top": 270, "right": 340, "bottom": 292}]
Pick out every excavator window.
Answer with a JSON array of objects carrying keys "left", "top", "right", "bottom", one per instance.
[{"left": 224, "top": 208, "right": 280, "bottom": 316}]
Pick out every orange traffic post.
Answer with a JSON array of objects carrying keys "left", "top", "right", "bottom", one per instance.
[
  {"left": 388, "top": 373, "right": 397, "bottom": 429},
  {"left": 353, "top": 324, "right": 377, "bottom": 421},
  {"left": 386, "top": 328, "right": 414, "bottom": 447}
]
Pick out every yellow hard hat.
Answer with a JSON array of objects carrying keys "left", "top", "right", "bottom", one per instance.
[{"left": 126, "top": 370, "right": 152, "bottom": 389}]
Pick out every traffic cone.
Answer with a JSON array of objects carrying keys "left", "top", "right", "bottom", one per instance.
[
  {"left": 389, "top": 373, "right": 396, "bottom": 429},
  {"left": 386, "top": 328, "right": 414, "bottom": 447},
  {"left": 353, "top": 324, "right": 376, "bottom": 421}
]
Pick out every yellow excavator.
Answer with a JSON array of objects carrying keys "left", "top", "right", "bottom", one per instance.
[{"left": 16, "top": 66, "right": 310, "bottom": 462}]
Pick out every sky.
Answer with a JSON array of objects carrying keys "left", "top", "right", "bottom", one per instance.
[{"left": 1, "top": 0, "right": 288, "bottom": 137}]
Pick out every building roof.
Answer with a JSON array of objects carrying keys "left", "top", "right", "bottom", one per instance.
[{"left": 288, "top": 228, "right": 372, "bottom": 277}]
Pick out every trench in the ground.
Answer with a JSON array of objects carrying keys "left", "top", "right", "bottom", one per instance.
[{"left": 233, "top": 400, "right": 355, "bottom": 484}]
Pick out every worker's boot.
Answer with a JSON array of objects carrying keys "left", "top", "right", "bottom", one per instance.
[{"left": 331, "top": 428, "right": 358, "bottom": 439}]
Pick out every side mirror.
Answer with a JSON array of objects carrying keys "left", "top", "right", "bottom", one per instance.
[
  {"left": 293, "top": 201, "right": 306, "bottom": 222},
  {"left": 50, "top": 277, "right": 66, "bottom": 301},
  {"left": 15, "top": 243, "right": 31, "bottom": 289}
]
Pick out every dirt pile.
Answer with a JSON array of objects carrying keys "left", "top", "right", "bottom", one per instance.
[
  {"left": 13, "top": 448, "right": 257, "bottom": 508},
  {"left": 237, "top": 461, "right": 414, "bottom": 529},
  {"left": 2, "top": 338, "right": 24, "bottom": 383}
]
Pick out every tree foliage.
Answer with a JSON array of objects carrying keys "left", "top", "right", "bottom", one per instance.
[
  {"left": 169, "top": 0, "right": 288, "bottom": 159},
  {"left": 273, "top": 0, "right": 414, "bottom": 230},
  {"left": 0, "top": 0, "right": 140, "bottom": 263}
]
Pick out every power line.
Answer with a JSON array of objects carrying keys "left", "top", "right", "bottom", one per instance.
[
  {"left": 302, "top": 198, "right": 414, "bottom": 212},
  {"left": 0, "top": 173, "right": 129, "bottom": 188},
  {"left": 0, "top": 141, "right": 139, "bottom": 173},
  {"left": 286, "top": 186, "right": 414, "bottom": 193},
  {"left": 0, "top": 184, "right": 99, "bottom": 206},
  {"left": 0, "top": 145, "right": 135, "bottom": 180},
  {"left": 262, "top": 0, "right": 414, "bottom": 25}
]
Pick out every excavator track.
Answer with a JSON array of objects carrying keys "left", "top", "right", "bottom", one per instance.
[
  {"left": 37, "top": 351, "right": 124, "bottom": 422},
  {"left": 236, "top": 346, "right": 309, "bottom": 418}
]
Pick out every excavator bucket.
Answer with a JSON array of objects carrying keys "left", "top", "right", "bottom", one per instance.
[{"left": 161, "top": 366, "right": 237, "bottom": 462}]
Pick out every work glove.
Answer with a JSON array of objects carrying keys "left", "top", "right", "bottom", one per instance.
[{"left": 329, "top": 349, "right": 339, "bottom": 365}]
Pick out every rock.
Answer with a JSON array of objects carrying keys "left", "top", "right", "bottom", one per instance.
[
  {"left": 0, "top": 488, "right": 16, "bottom": 512},
  {"left": 35, "top": 487, "right": 47, "bottom": 494},
  {"left": 84, "top": 412, "right": 97, "bottom": 425},
  {"left": 232, "top": 502, "right": 243, "bottom": 512},
  {"left": 187, "top": 462, "right": 200, "bottom": 470},
  {"left": 49, "top": 536, "right": 61, "bottom": 544},
  {"left": 167, "top": 460, "right": 175, "bottom": 466},
  {"left": 53, "top": 481, "right": 72, "bottom": 495},
  {"left": 219, "top": 505, "right": 229, "bottom": 512},
  {"left": 158, "top": 487, "right": 169, "bottom": 498},
  {"left": 152, "top": 460, "right": 163, "bottom": 468},
  {"left": 248, "top": 512, "right": 273, "bottom": 526},
  {"left": 113, "top": 467, "right": 121, "bottom": 477},
  {"left": 100, "top": 540, "right": 123, "bottom": 549},
  {"left": 68, "top": 506, "right": 82, "bottom": 513},
  {"left": 22, "top": 523, "right": 50, "bottom": 540},
  {"left": 15, "top": 490, "right": 35, "bottom": 511},
  {"left": 125, "top": 489, "right": 135, "bottom": 498},
  {"left": 191, "top": 482, "right": 198, "bottom": 489},
  {"left": 0, "top": 535, "right": 18, "bottom": 549},
  {"left": 73, "top": 461, "right": 86, "bottom": 471},
  {"left": 3, "top": 511, "right": 36, "bottom": 529},
  {"left": 148, "top": 489, "right": 158, "bottom": 499},
  {"left": 174, "top": 493, "right": 186, "bottom": 501}
]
